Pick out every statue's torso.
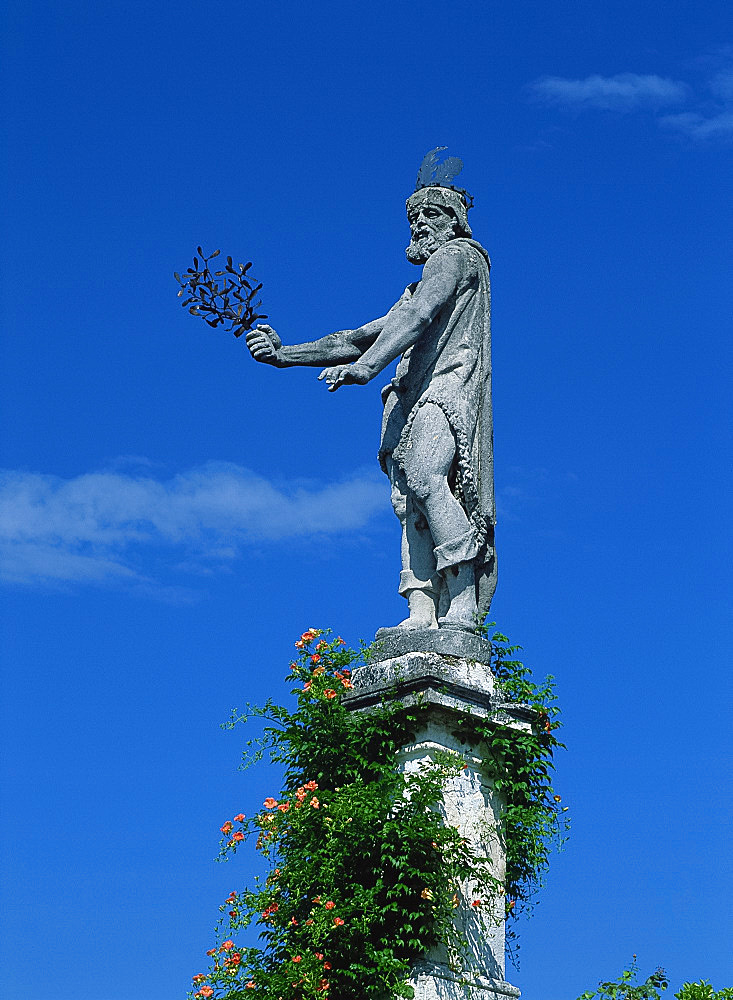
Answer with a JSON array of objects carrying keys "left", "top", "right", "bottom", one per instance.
[{"left": 392, "top": 239, "right": 491, "bottom": 415}]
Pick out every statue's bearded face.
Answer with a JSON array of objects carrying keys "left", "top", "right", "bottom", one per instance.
[{"left": 405, "top": 202, "right": 459, "bottom": 264}]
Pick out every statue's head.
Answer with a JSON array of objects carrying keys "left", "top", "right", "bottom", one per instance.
[
  {"left": 405, "top": 186, "right": 472, "bottom": 264},
  {"left": 405, "top": 148, "right": 473, "bottom": 265}
]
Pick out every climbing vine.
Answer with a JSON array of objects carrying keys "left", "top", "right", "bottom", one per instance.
[{"left": 188, "top": 626, "right": 568, "bottom": 1000}]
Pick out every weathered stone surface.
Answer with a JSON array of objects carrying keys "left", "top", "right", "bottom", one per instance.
[
  {"left": 370, "top": 626, "right": 493, "bottom": 664},
  {"left": 397, "top": 719, "right": 507, "bottom": 981},
  {"left": 408, "top": 962, "right": 521, "bottom": 1000},
  {"left": 344, "top": 650, "right": 534, "bottom": 732}
]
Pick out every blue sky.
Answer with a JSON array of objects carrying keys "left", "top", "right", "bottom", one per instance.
[{"left": 1, "top": 1, "right": 731, "bottom": 997}]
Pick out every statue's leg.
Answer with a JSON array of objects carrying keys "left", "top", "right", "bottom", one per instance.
[
  {"left": 402, "top": 403, "right": 479, "bottom": 631},
  {"left": 386, "top": 455, "right": 439, "bottom": 629}
]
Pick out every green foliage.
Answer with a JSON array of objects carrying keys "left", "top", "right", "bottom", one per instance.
[
  {"left": 577, "top": 959, "right": 669, "bottom": 1000},
  {"left": 476, "top": 627, "right": 570, "bottom": 953},
  {"left": 675, "top": 984, "right": 733, "bottom": 1000},
  {"left": 175, "top": 247, "right": 266, "bottom": 337},
  {"left": 189, "top": 626, "right": 567, "bottom": 1000},
  {"left": 577, "top": 960, "right": 732, "bottom": 1000}
]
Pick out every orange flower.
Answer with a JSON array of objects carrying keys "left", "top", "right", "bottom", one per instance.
[
  {"left": 234, "top": 813, "right": 245, "bottom": 822},
  {"left": 304, "top": 780, "right": 318, "bottom": 791},
  {"left": 206, "top": 949, "right": 216, "bottom": 957},
  {"left": 278, "top": 802, "right": 290, "bottom": 813},
  {"left": 229, "top": 910, "right": 238, "bottom": 918},
  {"left": 324, "top": 901, "right": 335, "bottom": 910},
  {"left": 305, "top": 918, "right": 314, "bottom": 926},
  {"left": 315, "top": 952, "right": 324, "bottom": 960},
  {"left": 296, "top": 787, "right": 307, "bottom": 801},
  {"left": 192, "top": 974, "right": 207, "bottom": 983},
  {"left": 197, "top": 988, "right": 214, "bottom": 999},
  {"left": 341, "top": 679, "right": 353, "bottom": 690},
  {"left": 471, "top": 900, "right": 481, "bottom": 907},
  {"left": 263, "top": 797, "right": 278, "bottom": 810},
  {"left": 290, "top": 917, "right": 298, "bottom": 926},
  {"left": 333, "top": 917, "right": 344, "bottom": 926},
  {"left": 310, "top": 797, "right": 320, "bottom": 808},
  {"left": 312, "top": 665, "right": 325, "bottom": 676},
  {"left": 233, "top": 830, "right": 245, "bottom": 841},
  {"left": 292, "top": 955, "right": 302, "bottom": 963},
  {"left": 323, "top": 689, "right": 337, "bottom": 700},
  {"left": 246, "top": 982, "right": 256, "bottom": 989},
  {"left": 295, "top": 640, "right": 305, "bottom": 649},
  {"left": 220, "top": 940, "right": 235, "bottom": 951},
  {"left": 323, "top": 962, "right": 332, "bottom": 971},
  {"left": 310, "top": 654, "right": 321, "bottom": 664},
  {"left": 303, "top": 682, "right": 312, "bottom": 692},
  {"left": 221, "top": 821, "right": 233, "bottom": 834}
]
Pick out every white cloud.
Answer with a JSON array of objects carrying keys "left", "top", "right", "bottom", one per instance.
[
  {"left": 529, "top": 55, "right": 733, "bottom": 141},
  {"left": 658, "top": 61, "right": 733, "bottom": 140},
  {"left": 0, "top": 462, "right": 386, "bottom": 588},
  {"left": 530, "top": 73, "right": 687, "bottom": 111},
  {"left": 660, "top": 110, "right": 733, "bottom": 139}
]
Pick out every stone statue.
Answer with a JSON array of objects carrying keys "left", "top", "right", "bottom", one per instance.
[{"left": 246, "top": 150, "right": 495, "bottom": 635}]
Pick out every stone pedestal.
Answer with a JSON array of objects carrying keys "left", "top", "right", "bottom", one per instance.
[{"left": 344, "top": 631, "right": 534, "bottom": 1000}]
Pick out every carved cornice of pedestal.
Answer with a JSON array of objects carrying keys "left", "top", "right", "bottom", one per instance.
[{"left": 344, "top": 637, "right": 535, "bottom": 734}]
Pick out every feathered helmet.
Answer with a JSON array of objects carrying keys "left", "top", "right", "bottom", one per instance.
[{"left": 406, "top": 147, "right": 473, "bottom": 238}]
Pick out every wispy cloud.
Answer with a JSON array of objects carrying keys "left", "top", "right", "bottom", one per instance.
[
  {"left": 658, "top": 64, "right": 733, "bottom": 139},
  {"left": 529, "top": 56, "right": 733, "bottom": 141},
  {"left": 0, "top": 462, "right": 386, "bottom": 590},
  {"left": 659, "top": 110, "right": 733, "bottom": 139},
  {"left": 529, "top": 73, "right": 687, "bottom": 111}
]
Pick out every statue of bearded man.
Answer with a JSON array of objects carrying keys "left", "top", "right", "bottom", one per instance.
[{"left": 246, "top": 180, "right": 496, "bottom": 634}]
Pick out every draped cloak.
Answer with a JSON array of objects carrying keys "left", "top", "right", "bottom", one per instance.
[{"left": 377, "top": 237, "right": 497, "bottom": 617}]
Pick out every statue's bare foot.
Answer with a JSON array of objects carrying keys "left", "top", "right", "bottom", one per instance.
[
  {"left": 375, "top": 615, "right": 438, "bottom": 640},
  {"left": 375, "top": 590, "right": 439, "bottom": 639}
]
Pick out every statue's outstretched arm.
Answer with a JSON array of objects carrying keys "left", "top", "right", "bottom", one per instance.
[
  {"left": 320, "top": 251, "right": 461, "bottom": 390},
  {"left": 245, "top": 316, "right": 390, "bottom": 369}
]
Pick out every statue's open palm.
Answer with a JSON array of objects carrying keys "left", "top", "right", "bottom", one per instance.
[{"left": 318, "top": 362, "right": 372, "bottom": 391}]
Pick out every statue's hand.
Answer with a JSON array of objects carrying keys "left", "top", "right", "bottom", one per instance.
[
  {"left": 245, "top": 324, "right": 284, "bottom": 366},
  {"left": 318, "top": 362, "right": 373, "bottom": 392}
]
